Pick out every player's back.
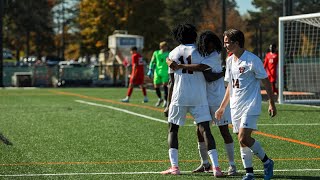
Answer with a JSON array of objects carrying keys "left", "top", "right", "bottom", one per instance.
[{"left": 168, "top": 44, "right": 208, "bottom": 106}]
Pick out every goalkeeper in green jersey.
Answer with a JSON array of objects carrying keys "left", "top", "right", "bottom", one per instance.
[{"left": 148, "top": 41, "right": 169, "bottom": 107}]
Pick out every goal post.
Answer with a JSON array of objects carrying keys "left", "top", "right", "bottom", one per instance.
[{"left": 278, "top": 13, "right": 320, "bottom": 104}]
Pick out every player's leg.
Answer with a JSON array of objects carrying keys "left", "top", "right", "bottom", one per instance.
[
  {"left": 239, "top": 115, "right": 274, "bottom": 180},
  {"left": 162, "top": 105, "right": 187, "bottom": 175},
  {"left": 153, "top": 73, "right": 163, "bottom": 106},
  {"left": 198, "top": 121, "right": 224, "bottom": 177},
  {"left": 162, "top": 74, "right": 169, "bottom": 107},
  {"left": 121, "top": 83, "right": 134, "bottom": 102},
  {"left": 161, "top": 123, "right": 180, "bottom": 175},
  {"left": 141, "top": 85, "right": 148, "bottom": 103},
  {"left": 192, "top": 125, "right": 212, "bottom": 173},
  {"left": 211, "top": 105, "right": 237, "bottom": 175},
  {"left": 218, "top": 125, "right": 237, "bottom": 175}
]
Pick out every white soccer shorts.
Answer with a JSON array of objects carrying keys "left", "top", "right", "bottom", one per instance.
[
  {"left": 209, "top": 105, "right": 232, "bottom": 126},
  {"left": 232, "top": 114, "right": 259, "bottom": 133},
  {"left": 168, "top": 104, "right": 212, "bottom": 126}
]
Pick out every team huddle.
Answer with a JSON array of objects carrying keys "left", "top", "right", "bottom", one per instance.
[
  {"left": 121, "top": 22, "right": 277, "bottom": 180},
  {"left": 161, "top": 23, "right": 277, "bottom": 180}
]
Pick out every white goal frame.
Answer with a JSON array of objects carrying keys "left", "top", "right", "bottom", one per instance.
[{"left": 278, "top": 12, "right": 320, "bottom": 104}]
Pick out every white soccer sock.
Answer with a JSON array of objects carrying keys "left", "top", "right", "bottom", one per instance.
[
  {"left": 169, "top": 148, "right": 178, "bottom": 167},
  {"left": 240, "top": 146, "right": 253, "bottom": 168},
  {"left": 225, "top": 142, "right": 236, "bottom": 166},
  {"left": 208, "top": 149, "right": 219, "bottom": 167},
  {"left": 198, "top": 142, "right": 209, "bottom": 164},
  {"left": 249, "top": 140, "right": 266, "bottom": 160}
]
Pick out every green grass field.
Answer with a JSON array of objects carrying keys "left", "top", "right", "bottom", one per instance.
[{"left": 0, "top": 88, "right": 319, "bottom": 179}]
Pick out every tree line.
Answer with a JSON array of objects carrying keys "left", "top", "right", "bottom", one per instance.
[{"left": 3, "top": 0, "right": 320, "bottom": 61}]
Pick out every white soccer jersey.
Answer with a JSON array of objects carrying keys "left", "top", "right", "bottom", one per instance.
[
  {"left": 201, "top": 51, "right": 225, "bottom": 107},
  {"left": 168, "top": 44, "right": 208, "bottom": 106},
  {"left": 224, "top": 50, "right": 268, "bottom": 119}
]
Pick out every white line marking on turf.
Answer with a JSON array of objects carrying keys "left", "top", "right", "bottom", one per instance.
[
  {"left": 76, "top": 100, "right": 319, "bottom": 127},
  {"left": 75, "top": 100, "right": 168, "bottom": 124},
  {"left": 1, "top": 169, "right": 320, "bottom": 177}
]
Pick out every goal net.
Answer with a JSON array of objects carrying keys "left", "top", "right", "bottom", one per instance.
[{"left": 278, "top": 13, "right": 320, "bottom": 104}]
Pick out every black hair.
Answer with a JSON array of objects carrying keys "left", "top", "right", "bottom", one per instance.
[
  {"left": 223, "top": 29, "right": 245, "bottom": 48},
  {"left": 171, "top": 23, "right": 197, "bottom": 44},
  {"left": 270, "top": 44, "right": 277, "bottom": 53},
  {"left": 197, "top": 31, "right": 222, "bottom": 57},
  {"left": 130, "top": 46, "right": 137, "bottom": 51}
]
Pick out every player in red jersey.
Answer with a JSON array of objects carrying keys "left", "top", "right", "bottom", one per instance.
[
  {"left": 121, "top": 46, "right": 148, "bottom": 103},
  {"left": 263, "top": 44, "right": 279, "bottom": 94}
]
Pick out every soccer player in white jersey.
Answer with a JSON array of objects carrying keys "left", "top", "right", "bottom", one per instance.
[
  {"left": 215, "top": 29, "right": 277, "bottom": 180},
  {"left": 167, "top": 31, "right": 237, "bottom": 175},
  {"left": 161, "top": 23, "right": 223, "bottom": 177}
]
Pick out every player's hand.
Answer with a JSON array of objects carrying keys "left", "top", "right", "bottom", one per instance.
[
  {"left": 215, "top": 107, "right": 225, "bottom": 120},
  {"left": 147, "top": 69, "right": 153, "bottom": 78},
  {"left": 164, "top": 107, "right": 169, "bottom": 117},
  {"left": 268, "top": 101, "right": 277, "bottom": 117},
  {"left": 166, "top": 58, "right": 178, "bottom": 70}
]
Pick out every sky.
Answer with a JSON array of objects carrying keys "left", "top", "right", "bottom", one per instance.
[{"left": 235, "top": 0, "right": 258, "bottom": 15}]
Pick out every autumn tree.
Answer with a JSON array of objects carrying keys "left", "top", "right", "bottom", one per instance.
[{"left": 5, "top": 0, "right": 55, "bottom": 60}]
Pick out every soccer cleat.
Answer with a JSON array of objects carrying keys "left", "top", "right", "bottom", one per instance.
[
  {"left": 213, "top": 167, "right": 224, "bottom": 177},
  {"left": 155, "top": 99, "right": 163, "bottom": 107},
  {"left": 162, "top": 100, "right": 167, "bottom": 108},
  {"left": 143, "top": 97, "right": 149, "bottom": 103},
  {"left": 121, "top": 98, "right": 129, "bottom": 103},
  {"left": 192, "top": 163, "right": 212, "bottom": 173},
  {"left": 227, "top": 165, "right": 237, "bottom": 175},
  {"left": 160, "top": 166, "right": 180, "bottom": 175},
  {"left": 263, "top": 159, "right": 274, "bottom": 180},
  {"left": 242, "top": 174, "right": 255, "bottom": 180}
]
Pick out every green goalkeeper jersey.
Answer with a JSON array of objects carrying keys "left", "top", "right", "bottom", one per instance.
[{"left": 149, "top": 50, "right": 169, "bottom": 75}]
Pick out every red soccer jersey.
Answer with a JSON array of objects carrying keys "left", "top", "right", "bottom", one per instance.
[
  {"left": 130, "top": 52, "right": 145, "bottom": 85},
  {"left": 263, "top": 52, "right": 278, "bottom": 82}
]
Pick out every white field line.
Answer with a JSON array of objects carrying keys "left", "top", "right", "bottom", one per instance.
[
  {"left": 75, "top": 100, "right": 168, "bottom": 124},
  {"left": 75, "top": 100, "right": 320, "bottom": 126},
  {"left": 1, "top": 169, "right": 320, "bottom": 177}
]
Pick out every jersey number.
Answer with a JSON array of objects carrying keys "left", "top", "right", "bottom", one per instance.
[
  {"left": 232, "top": 79, "right": 240, "bottom": 88},
  {"left": 178, "top": 55, "right": 193, "bottom": 74}
]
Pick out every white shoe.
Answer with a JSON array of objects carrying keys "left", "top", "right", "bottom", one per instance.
[
  {"left": 162, "top": 100, "right": 167, "bottom": 107},
  {"left": 143, "top": 97, "right": 148, "bottom": 103},
  {"left": 155, "top": 99, "right": 163, "bottom": 107},
  {"left": 121, "top": 98, "right": 129, "bottom": 103}
]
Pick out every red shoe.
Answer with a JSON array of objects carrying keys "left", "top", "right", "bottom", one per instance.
[
  {"left": 160, "top": 166, "right": 180, "bottom": 175},
  {"left": 213, "top": 167, "right": 224, "bottom": 177}
]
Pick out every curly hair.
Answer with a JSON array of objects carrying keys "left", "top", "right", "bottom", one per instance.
[
  {"left": 197, "top": 31, "right": 222, "bottom": 57},
  {"left": 171, "top": 23, "right": 197, "bottom": 44}
]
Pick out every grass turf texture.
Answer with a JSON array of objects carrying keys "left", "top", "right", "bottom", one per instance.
[{"left": 0, "top": 88, "right": 319, "bottom": 179}]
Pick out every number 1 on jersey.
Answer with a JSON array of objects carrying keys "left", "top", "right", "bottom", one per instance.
[{"left": 178, "top": 55, "right": 193, "bottom": 74}]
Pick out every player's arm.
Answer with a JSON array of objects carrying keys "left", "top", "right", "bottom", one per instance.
[
  {"left": 148, "top": 53, "right": 156, "bottom": 77},
  {"left": 166, "top": 59, "right": 223, "bottom": 82},
  {"left": 164, "top": 73, "right": 174, "bottom": 117},
  {"left": 215, "top": 84, "right": 231, "bottom": 120},
  {"left": 262, "top": 78, "right": 277, "bottom": 117}
]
